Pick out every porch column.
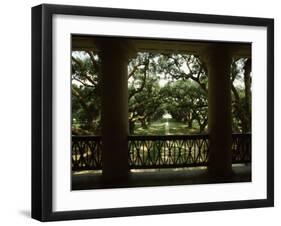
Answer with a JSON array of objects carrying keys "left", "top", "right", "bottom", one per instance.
[
  {"left": 204, "top": 44, "right": 233, "bottom": 177},
  {"left": 98, "top": 38, "right": 134, "bottom": 184},
  {"left": 244, "top": 58, "right": 252, "bottom": 132}
]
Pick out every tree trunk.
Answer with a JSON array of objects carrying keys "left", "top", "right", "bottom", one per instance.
[
  {"left": 129, "top": 120, "right": 135, "bottom": 134},
  {"left": 187, "top": 120, "right": 193, "bottom": 129},
  {"left": 244, "top": 58, "right": 251, "bottom": 132}
]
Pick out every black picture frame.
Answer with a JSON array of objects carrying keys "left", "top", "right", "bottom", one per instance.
[{"left": 32, "top": 3, "right": 274, "bottom": 221}]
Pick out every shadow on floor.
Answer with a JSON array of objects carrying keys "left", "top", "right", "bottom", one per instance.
[{"left": 72, "top": 164, "right": 251, "bottom": 190}]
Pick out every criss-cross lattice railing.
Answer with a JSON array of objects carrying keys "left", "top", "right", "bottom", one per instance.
[
  {"left": 128, "top": 135, "right": 209, "bottom": 169},
  {"left": 72, "top": 136, "right": 102, "bottom": 171},
  {"left": 72, "top": 133, "right": 251, "bottom": 170},
  {"left": 231, "top": 133, "right": 251, "bottom": 163}
]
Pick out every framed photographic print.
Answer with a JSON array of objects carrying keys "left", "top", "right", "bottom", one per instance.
[{"left": 32, "top": 4, "right": 274, "bottom": 221}]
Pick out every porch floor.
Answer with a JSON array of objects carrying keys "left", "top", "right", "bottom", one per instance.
[{"left": 72, "top": 163, "right": 251, "bottom": 190}]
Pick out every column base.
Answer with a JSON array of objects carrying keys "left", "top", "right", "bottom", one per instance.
[
  {"left": 207, "top": 166, "right": 234, "bottom": 180},
  {"left": 102, "top": 172, "right": 129, "bottom": 187}
]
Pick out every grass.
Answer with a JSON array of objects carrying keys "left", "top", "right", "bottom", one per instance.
[
  {"left": 133, "top": 119, "right": 201, "bottom": 135},
  {"left": 72, "top": 118, "right": 204, "bottom": 135}
]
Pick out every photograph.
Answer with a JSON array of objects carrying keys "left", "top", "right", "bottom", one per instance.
[
  {"left": 71, "top": 35, "right": 252, "bottom": 190},
  {"left": 0, "top": 0, "right": 278, "bottom": 224},
  {"left": 31, "top": 4, "right": 273, "bottom": 221}
]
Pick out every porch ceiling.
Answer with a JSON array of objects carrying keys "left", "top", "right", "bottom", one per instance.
[{"left": 72, "top": 36, "right": 251, "bottom": 57}]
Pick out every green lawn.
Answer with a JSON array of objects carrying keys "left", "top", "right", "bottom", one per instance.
[{"left": 133, "top": 119, "right": 201, "bottom": 135}]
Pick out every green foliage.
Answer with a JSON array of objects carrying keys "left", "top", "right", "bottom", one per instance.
[
  {"left": 161, "top": 80, "right": 208, "bottom": 133},
  {"left": 71, "top": 51, "right": 101, "bottom": 134},
  {"left": 231, "top": 58, "right": 252, "bottom": 132},
  {"left": 128, "top": 53, "right": 165, "bottom": 133},
  {"left": 71, "top": 50, "right": 251, "bottom": 135}
]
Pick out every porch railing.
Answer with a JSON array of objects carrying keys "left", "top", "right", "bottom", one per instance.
[{"left": 72, "top": 133, "right": 251, "bottom": 171}]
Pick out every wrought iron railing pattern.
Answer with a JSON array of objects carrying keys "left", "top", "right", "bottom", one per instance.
[
  {"left": 72, "top": 133, "right": 251, "bottom": 170},
  {"left": 231, "top": 133, "right": 251, "bottom": 163},
  {"left": 72, "top": 136, "right": 102, "bottom": 170},
  {"left": 128, "top": 135, "right": 209, "bottom": 169}
]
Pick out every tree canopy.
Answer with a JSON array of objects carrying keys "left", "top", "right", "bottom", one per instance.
[{"left": 71, "top": 50, "right": 251, "bottom": 135}]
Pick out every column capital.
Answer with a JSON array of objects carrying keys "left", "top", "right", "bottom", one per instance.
[
  {"left": 94, "top": 37, "right": 137, "bottom": 61},
  {"left": 199, "top": 43, "right": 233, "bottom": 65}
]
